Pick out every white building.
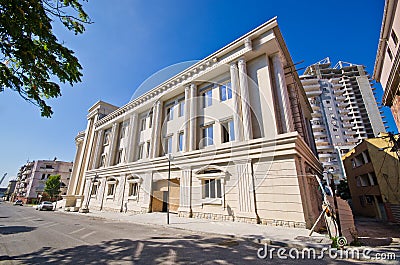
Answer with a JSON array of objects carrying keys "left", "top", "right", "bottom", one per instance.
[
  {"left": 300, "top": 58, "right": 386, "bottom": 180},
  {"left": 65, "top": 18, "right": 323, "bottom": 228}
]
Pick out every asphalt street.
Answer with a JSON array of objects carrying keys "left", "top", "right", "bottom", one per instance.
[{"left": 0, "top": 203, "right": 398, "bottom": 264}]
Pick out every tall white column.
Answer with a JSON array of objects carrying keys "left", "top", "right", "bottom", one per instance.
[
  {"left": 238, "top": 59, "right": 253, "bottom": 141},
  {"left": 91, "top": 130, "right": 104, "bottom": 169},
  {"left": 107, "top": 123, "right": 119, "bottom": 166},
  {"left": 150, "top": 100, "right": 162, "bottom": 158},
  {"left": 230, "top": 62, "right": 243, "bottom": 141},
  {"left": 271, "top": 53, "right": 294, "bottom": 133},
  {"left": 183, "top": 86, "right": 190, "bottom": 152},
  {"left": 126, "top": 113, "right": 139, "bottom": 162},
  {"left": 189, "top": 83, "right": 197, "bottom": 151}
]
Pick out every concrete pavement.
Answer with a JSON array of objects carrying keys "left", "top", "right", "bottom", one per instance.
[{"left": 60, "top": 209, "right": 332, "bottom": 249}]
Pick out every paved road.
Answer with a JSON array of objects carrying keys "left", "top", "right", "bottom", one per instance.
[{"left": 0, "top": 203, "right": 398, "bottom": 264}]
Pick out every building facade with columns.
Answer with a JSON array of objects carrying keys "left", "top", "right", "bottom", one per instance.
[{"left": 65, "top": 18, "right": 323, "bottom": 228}]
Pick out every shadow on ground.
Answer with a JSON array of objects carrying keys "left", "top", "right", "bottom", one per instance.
[
  {"left": 0, "top": 225, "right": 36, "bottom": 235},
  {"left": 0, "top": 234, "right": 382, "bottom": 265}
]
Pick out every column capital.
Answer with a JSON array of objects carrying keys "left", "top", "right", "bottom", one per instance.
[
  {"left": 190, "top": 83, "right": 197, "bottom": 89},
  {"left": 238, "top": 57, "right": 246, "bottom": 65}
]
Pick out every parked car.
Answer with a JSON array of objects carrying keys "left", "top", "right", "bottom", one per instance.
[
  {"left": 37, "top": 201, "right": 54, "bottom": 211},
  {"left": 13, "top": 200, "right": 23, "bottom": 206}
]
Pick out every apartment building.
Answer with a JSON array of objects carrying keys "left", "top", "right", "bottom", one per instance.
[
  {"left": 374, "top": 0, "right": 400, "bottom": 132},
  {"left": 300, "top": 58, "right": 386, "bottom": 181},
  {"left": 342, "top": 133, "right": 400, "bottom": 223},
  {"left": 65, "top": 18, "right": 324, "bottom": 228},
  {"left": 15, "top": 160, "right": 73, "bottom": 203}
]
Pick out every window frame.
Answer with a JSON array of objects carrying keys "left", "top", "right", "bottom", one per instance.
[
  {"left": 202, "top": 89, "right": 213, "bottom": 108},
  {"left": 219, "top": 82, "right": 232, "bottom": 102},
  {"left": 221, "top": 119, "right": 235, "bottom": 143},
  {"left": 178, "top": 131, "right": 184, "bottom": 152},
  {"left": 202, "top": 124, "right": 214, "bottom": 147}
]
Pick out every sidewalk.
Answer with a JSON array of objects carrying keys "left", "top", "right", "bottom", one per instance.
[{"left": 59, "top": 209, "right": 331, "bottom": 249}]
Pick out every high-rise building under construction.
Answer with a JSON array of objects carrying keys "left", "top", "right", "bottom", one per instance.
[{"left": 300, "top": 58, "right": 386, "bottom": 180}]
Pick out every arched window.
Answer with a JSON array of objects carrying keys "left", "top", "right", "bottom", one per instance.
[
  {"left": 127, "top": 176, "right": 142, "bottom": 199},
  {"left": 106, "top": 177, "right": 118, "bottom": 197}
]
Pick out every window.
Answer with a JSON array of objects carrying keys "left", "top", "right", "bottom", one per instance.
[
  {"left": 146, "top": 141, "right": 151, "bottom": 158},
  {"left": 116, "top": 149, "right": 124, "bottom": 164},
  {"left": 107, "top": 183, "right": 115, "bottom": 196},
  {"left": 387, "top": 47, "right": 393, "bottom": 61},
  {"left": 167, "top": 106, "right": 174, "bottom": 121},
  {"left": 202, "top": 89, "right": 212, "bottom": 108},
  {"left": 392, "top": 29, "right": 398, "bottom": 46},
  {"left": 128, "top": 182, "right": 138, "bottom": 197},
  {"left": 178, "top": 132, "right": 184, "bottom": 151},
  {"left": 202, "top": 125, "right": 214, "bottom": 147},
  {"left": 222, "top": 120, "right": 235, "bottom": 143},
  {"left": 91, "top": 183, "right": 98, "bottom": 195},
  {"left": 120, "top": 123, "right": 128, "bottom": 139},
  {"left": 203, "top": 179, "right": 222, "bottom": 199},
  {"left": 45, "top": 165, "right": 54, "bottom": 169},
  {"left": 99, "top": 154, "right": 106, "bottom": 167},
  {"left": 140, "top": 118, "right": 146, "bottom": 131},
  {"left": 178, "top": 99, "right": 185, "bottom": 117},
  {"left": 104, "top": 131, "right": 111, "bottom": 145},
  {"left": 220, "top": 83, "right": 232, "bottom": 101},
  {"left": 138, "top": 144, "right": 144, "bottom": 160},
  {"left": 164, "top": 136, "right": 173, "bottom": 154},
  {"left": 149, "top": 111, "right": 153, "bottom": 128},
  {"left": 41, "top": 174, "right": 45, "bottom": 180}
]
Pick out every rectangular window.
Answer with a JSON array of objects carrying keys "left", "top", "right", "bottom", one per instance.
[
  {"left": 222, "top": 120, "right": 235, "bottom": 143},
  {"left": 392, "top": 29, "right": 398, "bottom": 46},
  {"left": 167, "top": 106, "right": 174, "bottom": 121},
  {"left": 107, "top": 183, "right": 115, "bottom": 196},
  {"left": 203, "top": 179, "right": 222, "bottom": 199},
  {"left": 165, "top": 136, "right": 173, "bottom": 154},
  {"left": 91, "top": 184, "right": 98, "bottom": 195},
  {"left": 387, "top": 47, "right": 393, "bottom": 61},
  {"left": 146, "top": 141, "right": 151, "bottom": 158},
  {"left": 220, "top": 83, "right": 232, "bottom": 101},
  {"left": 202, "top": 125, "right": 214, "bottom": 146},
  {"left": 178, "top": 132, "right": 184, "bottom": 151},
  {"left": 103, "top": 131, "right": 111, "bottom": 145},
  {"left": 140, "top": 118, "right": 146, "bottom": 131},
  {"left": 128, "top": 182, "right": 138, "bottom": 197},
  {"left": 116, "top": 149, "right": 124, "bottom": 164},
  {"left": 99, "top": 154, "right": 106, "bottom": 167},
  {"left": 178, "top": 99, "right": 185, "bottom": 117},
  {"left": 202, "top": 89, "right": 212, "bottom": 108},
  {"left": 138, "top": 144, "right": 144, "bottom": 160},
  {"left": 149, "top": 112, "right": 153, "bottom": 128}
]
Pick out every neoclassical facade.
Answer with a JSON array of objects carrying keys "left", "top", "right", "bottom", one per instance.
[{"left": 65, "top": 18, "right": 323, "bottom": 228}]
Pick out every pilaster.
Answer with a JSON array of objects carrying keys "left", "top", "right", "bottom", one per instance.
[
  {"left": 230, "top": 62, "right": 243, "bottom": 141},
  {"left": 107, "top": 123, "right": 119, "bottom": 166},
  {"left": 189, "top": 83, "right": 197, "bottom": 151},
  {"left": 91, "top": 130, "right": 104, "bottom": 169},
  {"left": 238, "top": 58, "right": 253, "bottom": 140},
  {"left": 127, "top": 113, "right": 139, "bottom": 162},
  {"left": 271, "top": 53, "right": 294, "bottom": 133},
  {"left": 150, "top": 100, "right": 162, "bottom": 158},
  {"left": 178, "top": 169, "right": 192, "bottom": 214},
  {"left": 183, "top": 86, "right": 190, "bottom": 152}
]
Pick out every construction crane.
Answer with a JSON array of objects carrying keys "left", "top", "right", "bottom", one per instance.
[{"left": 0, "top": 173, "right": 7, "bottom": 186}]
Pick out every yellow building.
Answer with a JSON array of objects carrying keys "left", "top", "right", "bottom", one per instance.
[{"left": 342, "top": 133, "right": 400, "bottom": 222}]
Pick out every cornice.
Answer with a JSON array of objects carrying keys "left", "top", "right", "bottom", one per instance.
[{"left": 93, "top": 17, "right": 280, "bottom": 129}]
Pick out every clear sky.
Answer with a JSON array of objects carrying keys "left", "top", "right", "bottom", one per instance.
[{"left": 0, "top": 0, "right": 396, "bottom": 186}]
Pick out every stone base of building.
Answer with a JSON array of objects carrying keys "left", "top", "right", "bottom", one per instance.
[{"left": 178, "top": 210, "right": 306, "bottom": 228}]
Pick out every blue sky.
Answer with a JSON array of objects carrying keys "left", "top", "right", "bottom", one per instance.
[{"left": 0, "top": 0, "right": 396, "bottom": 186}]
